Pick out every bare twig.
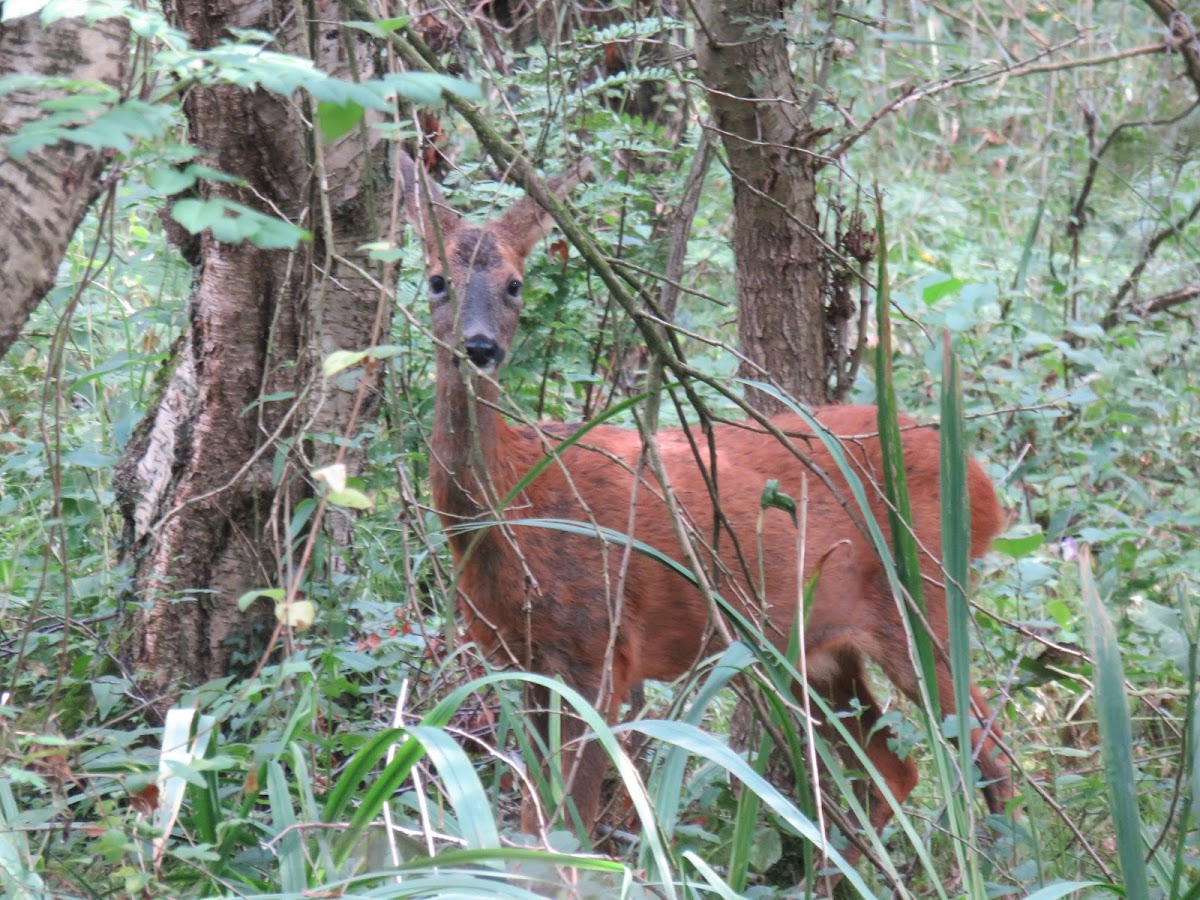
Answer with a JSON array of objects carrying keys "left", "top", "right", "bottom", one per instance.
[
  {"left": 1102, "top": 196, "right": 1200, "bottom": 328},
  {"left": 1103, "top": 282, "right": 1200, "bottom": 330},
  {"left": 1143, "top": 0, "right": 1200, "bottom": 94},
  {"left": 826, "top": 36, "right": 1088, "bottom": 160}
]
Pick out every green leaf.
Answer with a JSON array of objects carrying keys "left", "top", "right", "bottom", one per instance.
[
  {"left": 1022, "top": 883, "right": 1113, "bottom": 900},
  {"left": 266, "top": 761, "right": 305, "bottom": 894},
  {"left": 1, "top": 0, "right": 51, "bottom": 21},
  {"left": 63, "top": 448, "right": 117, "bottom": 468},
  {"left": 317, "top": 99, "right": 364, "bottom": 142},
  {"left": 627, "top": 719, "right": 872, "bottom": 895},
  {"left": 759, "top": 478, "right": 796, "bottom": 526},
  {"left": 360, "top": 241, "right": 405, "bottom": 263},
  {"left": 682, "top": 851, "right": 745, "bottom": 900},
  {"left": 922, "top": 273, "right": 965, "bottom": 304},
  {"left": 379, "top": 71, "right": 482, "bottom": 105},
  {"left": 326, "top": 488, "right": 372, "bottom": 510},
  {"left": 236, "top": 587, "right": 284, "bottom": 612},
  {"left": 406, "top": 725, "right": 501, "bottom": 849},
  {"left": 940, "top": 331, "right": 985, "bottom": 896},
  {"left": 170, "top": 197, "right": 309, "bottom": 249},
  {"left": 747, "top": 825, "right": 782, "bottom": 871},
  {"left": 7, "top": 97, "right": 175, "bottom": 158},
  {"left": 1079, "top": 544, "right": 1150, "bottom": 900},
  {"left": 147, "top": 163, "right": 243, "bottom": 196},
  {"left": 322, "top": 349, "right": 368, "bottom": 377},
  {"left": 992, "top": 532, "right": 1045, "bottom": 558},
  {"left": 342, "top": 16, "right": 410, "bottom": 38}
]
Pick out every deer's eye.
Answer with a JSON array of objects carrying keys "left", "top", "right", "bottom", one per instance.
[
  {"left": 429, "top": 275, "right": 447, "bottom": 295},
  {"left": 506, "top": 279, "right": 523, "bottom": 298}
]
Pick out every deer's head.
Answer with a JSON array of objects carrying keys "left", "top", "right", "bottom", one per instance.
[{"left": 403, "top": 157, "right": 586, "bottom": 374}]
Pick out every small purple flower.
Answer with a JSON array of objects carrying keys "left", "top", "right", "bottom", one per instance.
[{"left": 1061, "top": 536, "right": 1078, "bottom": 561}]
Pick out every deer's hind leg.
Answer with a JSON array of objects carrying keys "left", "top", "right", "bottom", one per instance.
[
  {"left": 805, "top": 641, "right": 920, "bottom": 836},
  {"left": 861, "top": 581, "right": 1013, "bottom": 814}
]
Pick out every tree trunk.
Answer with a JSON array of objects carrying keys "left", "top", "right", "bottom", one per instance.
[
  {"left": 694, "top": 1, "right": 838, "bottom": 879},
  {"left": 694, "top": 0, "right": 828, "bottom": 412},
  {"left": 112, "top": 1, "right": 389, "bottom": 700},
  {"left": 0, "top": 12, "right": 130, "bottom": 358}
]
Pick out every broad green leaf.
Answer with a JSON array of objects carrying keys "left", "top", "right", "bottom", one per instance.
[
  {"left": 171, "top": 197, "right": 309, "bottom": 249},
  {"left": 922, "top": 273, "right": 965, "bottom": 304},
  {"left": 993, "top": 532, "right": 1045, "bottom": 558},
  {"left": 154, "top": 709, "right": 216, "bottom": 865},
  {"left": 378, "top": 71, "right": 482, "bottom": 105},
  {"left": 326, "top": 488, "right": 372, "bottom": 510},
  {"left": 236, "top": 587, "right": 284, "bottom": 612},
  {"left": 1, "top": 0, "right": 51, "bottom": 20},
  {"left": 406, "top": 725, "right": 500, "bottom": 849},
  {"left": 342, "top": 17, "right": 409, "bottom": 38},
  {"left": 63, "top": 448, "right": 117, "bottom": 468},
  {"left": 1022, "top": 883, "right": 1113, "bottom": 900},
  {"left": 322, "top": 349, "right": 368, "bottom": 377},
  {"left": 317, "top": 99, "right": 364, "bottom": 142},
  {"left": 1080, "top": 544, "right": 1150, "bottom": 900},
  {"left": 266, "top": 761, "right": 304, "bottom": 894}
]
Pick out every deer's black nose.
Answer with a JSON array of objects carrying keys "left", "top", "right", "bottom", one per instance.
[{"left": 464, "top": 336, "right": 505, "bottom": 370}]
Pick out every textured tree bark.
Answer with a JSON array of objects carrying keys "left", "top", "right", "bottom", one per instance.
[
  {"left": 113, "top": 0, "right": 389, "bottom": 698},
  {"left": 0, "top": 12, "right": 130, "bottom": 358},
  {"left": 694, "top": 2, "right": 836, "bottom": 879},
  {"left": 694, "top": 0, "right": 828, "bottom": 412}
]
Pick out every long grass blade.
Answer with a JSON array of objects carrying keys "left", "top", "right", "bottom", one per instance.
[
  {"left": 1079, "top": 543, "right": 1150, "bottom": 900},
  {"left": 1021, "top": 882, "right": 1111, "bottom": 900},
  {"left": 405, "top": 725, "right": 501, "bottom": 850},
  {"left": 941, "top": 331, "right": 985, "bottom": 893},
  {"left": 873, "top": 199, "right": 937, "bottom": 707},
  {"left": 266, "top": 759, "right": 306, "bottom": 893},
  {"left": 626, "top": 719, "right": 874, "bottom": 897}
]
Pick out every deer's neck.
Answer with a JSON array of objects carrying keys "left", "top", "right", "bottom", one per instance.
[{"left": 431, "top": 353, "right": 521, "bottom": 525}]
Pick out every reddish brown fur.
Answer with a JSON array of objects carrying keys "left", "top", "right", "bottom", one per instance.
[{"left": 402, "top": 155, "right": 1012, "bottom": 855}]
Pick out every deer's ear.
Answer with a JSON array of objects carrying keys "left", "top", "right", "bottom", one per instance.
[
  {"left": 494, "top": 159, "right": 590, "bottom": 260},
  {"left": 401, "top": 152, "right": 461, "bottom": 251}
]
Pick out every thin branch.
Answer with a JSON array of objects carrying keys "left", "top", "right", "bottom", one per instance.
[
  {"left": 1066, "top": 99, "right": 1200, "bottom": 243},
  {"left": 1103, "top": 282, "right": 1200, "bottom": 330},
  {"left": 657, "top": 129, "right": 716, "bottom": 322},
  {"left": 1143, "top": 0, "right": 1200, "bottom": 94},
  {"left": 826, "top": 36, "right": 1089, "bottom": 160},
  {"left": 1102, "top": 196, "right": 1200, "bottom": 328}
]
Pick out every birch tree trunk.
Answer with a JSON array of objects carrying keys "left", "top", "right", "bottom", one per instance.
[
  {"left": 112, "top": 0, "right": 390, "bottom": 699},
  {"left": 0, "top": 12, "right": 130, "bottom": 358}
]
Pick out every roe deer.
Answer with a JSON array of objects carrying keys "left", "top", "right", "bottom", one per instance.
[{"left": 402, "top": 155, "right": 1012, "bottom": 859}]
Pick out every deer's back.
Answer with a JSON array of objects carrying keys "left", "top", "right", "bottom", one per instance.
[{"left": 488, "top": 404, "right": 1001, "bottom": 686}]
